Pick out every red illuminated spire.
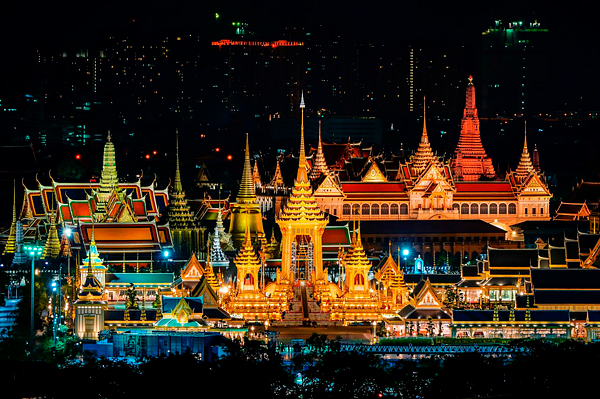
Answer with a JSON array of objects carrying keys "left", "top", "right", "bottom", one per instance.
[{"left": 451, "top": 76, "right": 495, "bottom": 181}]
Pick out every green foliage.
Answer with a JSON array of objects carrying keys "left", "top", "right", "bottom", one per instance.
[{"left": 125, "top": 283, "right": 138, "bottom": 310}]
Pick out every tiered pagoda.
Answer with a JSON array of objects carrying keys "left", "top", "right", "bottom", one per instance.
[
  {"left": 42, "top": 219, "right": 60, "bottom": 259},
  {"left": 168, "top": 130, "right": 201, "bottom": 259},
  {"left": 209, "top": 209, "right": 230, "bottom": 269},
  {"left": 374, "top": 247, "right": 410, "bottom": 311},
  {"left": 514, "top": 122, "right": 534, "bottom": 183},
  {"left": 96, "top": 131, "right": 120, "bottom": 210},
  {"left": 74, "top": 252, "right": 107, "bottom": 340},
  {"left": 227, "top": 222, "right": 273, "bottom": 322},
  {"left": 330, "top": 221, "right": 381, "bottom": 323},
  {"left": 410, "top": 104, "right": 437, "bottom": 176},
  {"left": 309, "top": 120, "right": 330, "bottom": 181},
  {"left": 2, "top": 182, "right": 17, "bottom": 255},
  {"left": 228, "top": 134, "right": 266, "bottom": 247},
  {"left": 450, "top": 76, "right": 495, "bottom": 181}
]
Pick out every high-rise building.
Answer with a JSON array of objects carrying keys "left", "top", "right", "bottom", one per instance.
[{"left": 481, "top": 20, "right": 549, "bottom": 117}]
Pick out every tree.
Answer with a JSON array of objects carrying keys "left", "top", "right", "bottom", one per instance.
[{"left": 125, "top": 283, "right": 138, "bottom": 310}]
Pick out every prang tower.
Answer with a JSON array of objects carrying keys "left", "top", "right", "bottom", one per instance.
[{"left": 451, "top": 76, "right": 495, "bottom": 181}]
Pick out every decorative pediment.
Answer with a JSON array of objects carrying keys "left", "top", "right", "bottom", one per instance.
[
  {"left": 314, "top": 174, "right": 345, "bottom": 197},
  {"left": 173, "top": 297, "right": 193, "bottom": 324},
  {"left": 361, "top": 161, "right": 387, "bottom": 182},
  {"left": 519, "top": 173, "right": 551, "bottom": 196},
  {"left": 181, "top": 253, "right": 205, "bottom": 281},
  {"left": 414, "top": 279, "right": 443, "bottom": 309},
  {"left": 412, "top": 163, "right": 454, "bottom": 193}
]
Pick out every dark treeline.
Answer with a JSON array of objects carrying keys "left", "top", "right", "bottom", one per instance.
[{"left": 2, "top": 336, "right": 598, "bottom": 398}]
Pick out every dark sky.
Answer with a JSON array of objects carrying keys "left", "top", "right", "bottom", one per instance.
[{"left": 1, "top": 0, "right": 598, "bottom": 105}]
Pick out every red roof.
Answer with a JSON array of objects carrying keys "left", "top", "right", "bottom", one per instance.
[{"left": 341, "top": 182, "right": 406, "bottom": 193}]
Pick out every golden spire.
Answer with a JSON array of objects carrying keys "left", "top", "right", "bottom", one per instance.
[
  {"left": 297, "top": 91, "right": 309, "bottom": 183},
  {"left": 310, "top": 120, "right": 330, "bottom": 180},
  {"left": 3, "top": 180, "right": 17, "bottom": 255},
  {"left": 236, "top": 133, "right": 257, "bottom": 204},
  {"left": 515, "top": 120, "right": 534, "bottom": 180},
  {"left": 271, "top": 160, "right": 284, "bottom": 188},
  {"left": 412, "top": 97, "right": 436, "bottom": 175},
  {"left": 174, "top": 128, "right": 183, "bottom": 193},
  {"left": 252, "top": 160, "right": 261, "bottom": 187}
]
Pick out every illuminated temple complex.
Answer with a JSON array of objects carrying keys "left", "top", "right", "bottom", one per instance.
[
  {"left": 312, "top": 77, "right": 552, "bottom": 233},
  {"left": 20, "top": 133, "right": 173, "bottom": 263}
]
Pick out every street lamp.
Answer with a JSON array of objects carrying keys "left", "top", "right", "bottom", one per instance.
[
  {"left": 24, "top": 245, "right": 43, "bottom": 356},
  {"left": 402, "top": 248, "right": 409, "bottom": 272}
]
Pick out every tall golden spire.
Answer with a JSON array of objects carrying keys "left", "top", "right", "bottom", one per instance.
[
  {"left": 3, "top": 180, "right": 17, "bottom": 255},
  {"left": 515, "top": 120, "right": 534, "bottom": 180},
  {"left": 168, "top": 128, "right": 200, "bottom": 258},
  {"left": 411, "top": 97, "right": 436, "bottom": 175},
  {"left": 174, "top": 128, "right": 183, "bottom": 193},
  {"left": 310, "top": 120, "right": 330, "bottom": 180},
  {"left": 278, "top": 93, "right": 326, "bottom": 223},
  {"left": 271, "top": 160, "right": 284, "bottom": 189},
  {"left": 237, "top": 133, "right": 257, "bottom": 204},
  {"left": 297, "top": 91, "right": 309, "bottom": 183},
  {"left": 98, "top": 130, "right": 119, "bottom": 205}
]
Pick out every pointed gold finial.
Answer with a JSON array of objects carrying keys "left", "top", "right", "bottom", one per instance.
[
  {"left": 107, "top": 130, "right": 111, "bottom": 141},
  {"left": 422, "top": 96, "right": 429, "bottom": 143},
  {"left": 174, "top": 129, "right": 183, "bottom": 192},
  {"left": 297, "top": 93, "right": 308, "bottom": 183},
  {"left": 523, "top": 120, "right": 528, "bottom": 152},
  {"left": 236, "top": 133, "right": 257, "bottom": 203}
]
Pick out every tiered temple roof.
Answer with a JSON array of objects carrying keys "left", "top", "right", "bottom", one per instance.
[
  {"left": 410, "top": 105, "right": 436, "bottom": 176},
  {"left": 97, "top": 132, "right": 119, "bottom": 209},
  {"left": 2, "top": 182, "right": 17, "bottom": 255},
  {"left": 168, "top": 130, "right": 200, "bottom": 258},
  {"left": 515, "top": 123, "right": 534, "bottom": 181},
  {"left": 309, "top": 120, "right": 330, "bottom": 181},
  {"left": 450, "top": 76, "right": 495, "bottom": 181}
]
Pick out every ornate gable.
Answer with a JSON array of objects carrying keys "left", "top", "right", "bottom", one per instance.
[
  {"left": 519, "top": 173, "right": 551, "bottom": 197},
  {"left": 314, "top": 174, "right": 345, "bottom": 198},
  {"left": 361, "top": 161, "right": 387, "bottom": 182},
  {"left": 411, "top": 162, "right": 454, "bottom": 193},
  {"left": 414, "top": 279, "right": 443, "bottom": 309},
  {"left": 181, "top": 253, "right": 205, "bottom": 281},
  {"left": 172, "top": 297, "right": 193, "bottom": 324}
]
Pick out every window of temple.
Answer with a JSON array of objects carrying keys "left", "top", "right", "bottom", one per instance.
[
  {"left": 540, "top": 207, "right": 544, "bottom": 215},
  {"left": 524, "top": 207, "right": 528, "bottom": 215},
  {"left": 461, "top": 204, "right": 469, "bottom": 214},
  {"left": 400, "top": 203, "right": 408, "bottom": 214},
  {"left": 499, "top": 203, "right": 507, "bottom": 214},
  {"left": 532, "top": 207, "right": 536, "bottom": 216},
  {"left": 371, "top": 204, "right": 379, "bottom": 215},
  {"left": 480, "top": 204, "right": 488, "bottom": 214},
  {"left": 352, "top": 204, "right": 360, "bottom": 215},
  {"left": 334, "top": 208, "right": 337, "bottom": 215},
  {"left": 453, "top": 203, "right": 460, "bottom": 212},
  {"left": 471, "top": 204, "right": 479, "bottom": 214},
  {"left": 325, "top": 207, "right": 330, "bottom": 214},
  {"left": 391, "top": 204, "right": 399, "bottom": 214},
  {"left": 354, "top": 274, "right": 365, "bottom": 286},
  {"left": 508, "top": 204, "right": 517, "bottom": 214},
  {"left": 362, "top": 204, "right": 370, "bottom": 215},
  {"left": 343, "top": 204, "right": 351, "bottom": 215},
  {"left": 490, "top": 203, "right": 498, "bottom": 214},
  {"left": 381, "top": 204, "right": 389, "bottom": 215}
]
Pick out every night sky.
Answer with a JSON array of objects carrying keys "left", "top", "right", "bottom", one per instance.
[{"left": 2, "top": 1, "right": 598, "bottom": 105}]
